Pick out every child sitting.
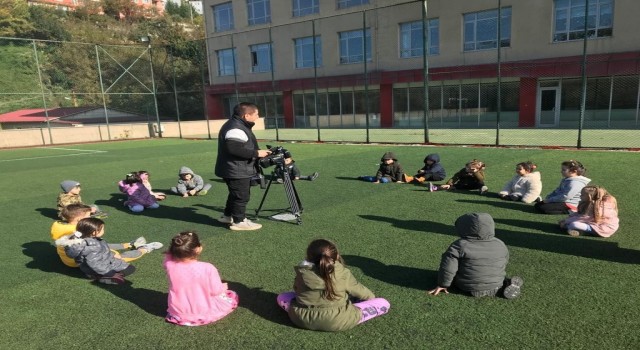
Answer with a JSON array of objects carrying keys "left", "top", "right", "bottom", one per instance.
[
  {"left": 171, "top": 166, "right": 212, "bottom": 197},
  {"left": 53, "top": 205, "right": 150, "bottom": 267},
  {"left": 274, "top": 156, "right": 319, "bottom": 183},
  {"left": 498, "top": 161, "right": 542, "bottom": 203},
  {"left": 57, "top": 180, "right": 105, "bottom": 219},
  {"left": 403, "top": 153, "right": 446, "bottom": 184},
  {"left": 428, "top": 213, "right": 523, "bottom": 299},
  {"left": 358, "top": 152, "right": 404, "bottom": 183},
  {"left": 138, "top": 170, "right": 166, "bottom": 200},
  {"left": 60, "top": 218, "right": 162, "bottom": 284},
  {"left": 118, "top": 172, "right": 161, "bottom": 212},
  {"left": 437, "top": 159, "right": 487, "bottom": 194},
  {"left": 164, "top": 231, "right": 239, "bottom": 326},
  {"left": 277, "top": 239, "right": 390, "bottom": 332},
  {"left": 534, "top": 160, "right": 590, "bottom": 214},
  {"left": 559, "top": 185, "right": 619, "bottom": 237}
]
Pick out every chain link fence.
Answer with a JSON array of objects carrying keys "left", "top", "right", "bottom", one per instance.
[{"left": 1, "top": 0, "right": 639, "bottom": 148}]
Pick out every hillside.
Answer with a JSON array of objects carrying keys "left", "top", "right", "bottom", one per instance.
[{"left": 0, "top": 43, "right": 46, "bottom": 114}]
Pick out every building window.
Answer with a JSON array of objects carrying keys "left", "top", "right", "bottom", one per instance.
[
  {"left": 339, "top": 29, "right": 371, "bottom": 64},
  {"left": 294, "top": 36, "right": 322, "bottom": 68},
  {"left": 217, "top": 48, "right": 236, "bottom": 76},
  {"left": 399, "top": 18, "right": 439, "bottom": 58},
  {"left": 553, "top": 0, "right": 613, "bottom": 42},
  {"left": 247, "top": 0, "right": 271, "bottom": 25},
  {"left": 250, "top": 43, "right": 272, "bottom": 73},
  {"left": 463, "top": 7, "right": 511, "bottom": 51},
  {"left": 213, "top": 2, "right": 234, "bottom": 32},
  {"left": 293, "top": 0, "right": 319, "bottom": 17},
  {"left": 337, "top": 0, "right": 368, "bottom": 9}
]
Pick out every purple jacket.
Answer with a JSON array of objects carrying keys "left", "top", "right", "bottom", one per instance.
[{"left": 118, "top": 181, "right": 157, "bottom": 207}]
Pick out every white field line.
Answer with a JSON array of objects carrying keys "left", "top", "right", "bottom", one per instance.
[{"left": 0, "top": 148, "right": 107, "bottom": 162}]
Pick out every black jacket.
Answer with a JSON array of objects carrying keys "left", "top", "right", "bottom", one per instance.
[{"left": 215, "top": 115, "right": 260, "bottom": 179}]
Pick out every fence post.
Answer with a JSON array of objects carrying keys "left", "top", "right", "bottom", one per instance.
[
  {"left": 147, "top": 42, "right": 162, "bottom": 138},
  {"left": 312, "top": 20, "right": 321, "bottom": 142},
  {"left": 577, "top": 0, "right": 590, "bottom": 148},
  {"left": 495, "top": 0, "right": 502, "bottom": 146},
  {"left": 170, "top": 47, "right": 183, "bottom": 139},
  {"left": 32, "top": 40, "right": 53, "bottom": 145},
  {"left": 268, "top": 27, "right": 281, "bottom": 142},
  {"left": 363, "top": 11, "right": 370, "bottom": 143},
  {"left": 422, "top": 0, "right": 430, "bottom": 144},
  {"left": 95, "top": 45, "right": 112, "bottom": 140}
]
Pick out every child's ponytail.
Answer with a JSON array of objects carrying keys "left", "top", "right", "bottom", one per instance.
[
  {"left": 168, "top": 231, "right": 201, "bottom": 260},
  {"left": 306, "top": 239, "right": 345, "bottom": 301},
  {"left": 75, "top": 217, "right": 105, "bottom": 238}
]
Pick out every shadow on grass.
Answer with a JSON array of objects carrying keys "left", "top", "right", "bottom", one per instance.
[
  {"left": 343, "top": 255, "right": 435, "bottom": 290},
  {"left": 335, "top": 176, "right": 366, "bottom": 182},
  {"left": 22, "top": 241, "right": 86, "bottom": 279},
  {"left": 359, "top": 215, "right": 640, "bottom": 264},
  {"left": 35, "top": 208, "right": 59, "bottom": 220},
  {"left": 95, "top": 193, "right": 216, "bottom": 226},
  {"left": 227, "top": 281, "right": 294, "bottom": 327},
  {"left": 456, "top": 198, "right": 537, "bottom": 213},
  {"left": 96, "top": 282, "right": 167, "bottom": 318}
]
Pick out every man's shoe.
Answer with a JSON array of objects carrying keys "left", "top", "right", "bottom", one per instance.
[
  {"left": 218, "top": 215, "right": 233, "bottom": 224},
  {"left": 230, "top": 218, "right": 262, "bottom": 231},
  {"left": 503, "top": 276, "right": 524, "bottom": 299}
]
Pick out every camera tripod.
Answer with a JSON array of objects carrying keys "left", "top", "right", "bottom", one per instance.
[{"left": 255, "top": 165, "right": 303, "bottom": 225}]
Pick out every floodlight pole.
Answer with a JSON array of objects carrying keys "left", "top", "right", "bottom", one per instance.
[
  {"left": 577, "top": 0, "right": 590, "bottom": 149},
  {"left": 422, "top": 0, "right": 430, "bottom": 144}
]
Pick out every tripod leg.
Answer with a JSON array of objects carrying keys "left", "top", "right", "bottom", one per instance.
[
  {"left": 255, "top": 175, "right": 275, "bottom": 218},
  {"left": 282, "top": 173, "right": 303, "bottom": 224}
]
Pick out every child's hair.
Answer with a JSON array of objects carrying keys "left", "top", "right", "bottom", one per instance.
[
  {"left": 123, "top": 171, "right": 141, "bottom": 185},
  {"left": 577, "top": 185, "right": 617, "bottom": 222},
  {"left": 466, "top": 159, "right": 486, "bottom": 171},
  {"left": 167, "top": 231, "right": 201, "bottom": 260},
  {"left": 561, "top": 160, "right": 586, "bottom": 176},
  {"left": 75, "top": 217, "right": 105, "bottom": 238},
  {"left": 138, "top": 170, "right": 149, "bottom": 181},
  {"left": 306, "top": 239, "right": 345, "bottom": 301},
  {"left": 516, "top": 161, "right": 537, "bottom": 173},
  {"left": 61, "top": 204, "right": 92, "bottom": 222}
]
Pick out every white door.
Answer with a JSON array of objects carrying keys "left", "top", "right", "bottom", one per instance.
[{"left": 537, "top": 87, "right": 560, "bottom": 127}]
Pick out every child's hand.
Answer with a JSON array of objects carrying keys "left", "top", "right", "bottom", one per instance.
[
  {"left": 222, "top": 282, "right": 228, "bottom": 290},
  {"left": 189, "top": 190, "right": 197, "bottom": 196},
  {"left": 182, "top": 193, "right": 189, "bottom": 198},
  {"left": 373, "top": 181, "right": 380, "bottom": 184},
  {"left": 427, "top": 287, "right": 448, "bottom": 296},
  {"left": 396, "top": 181, "right": 403, "bottom": 183},
  {"left": 440, "top": 184, "right": 451, "bottom": 190}
]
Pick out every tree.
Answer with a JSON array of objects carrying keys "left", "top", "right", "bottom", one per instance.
[
  {"left": 28, "top": 7, "right": 72, "bottom": 42},
  {"left": 0, "top": 0, "right": 34, "bottom": 37}
]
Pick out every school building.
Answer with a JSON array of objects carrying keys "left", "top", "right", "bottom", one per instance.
[{"left": 201, "top": 0, "right": 640, "bottom": 129}]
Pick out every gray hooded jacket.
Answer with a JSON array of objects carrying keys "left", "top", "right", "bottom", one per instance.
[
  {"left": 437, "top": 213, "right": 508, "bottom": 292},
  {"left": 176, "top": 166, "right": 206, "bottom": 194},
  {"left": 59, "top": 235, "right": 129, "bottom": 276}
]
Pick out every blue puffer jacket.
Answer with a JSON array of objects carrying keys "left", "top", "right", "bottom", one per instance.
[{"left": 62, "top": 236, "right": 129, "bottom": 276}]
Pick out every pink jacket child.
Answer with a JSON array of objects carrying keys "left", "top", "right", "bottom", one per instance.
[
  {"left": 559, "top": 185, "right": 619, "bottom": 237},
  {"left": 118, "top": 172, "right": 160, "bottom": 213},
  {"left": 164, "top": 232, "right": 238, "bottom": 326}
]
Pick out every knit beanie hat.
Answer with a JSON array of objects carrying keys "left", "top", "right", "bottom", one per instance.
[{"left": 60, "top": 180, "right": 80, "bottom": 193}]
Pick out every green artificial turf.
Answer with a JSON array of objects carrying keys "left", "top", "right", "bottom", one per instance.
[{"left": 0, "top": 139, "right": 638, "bottom": 349}]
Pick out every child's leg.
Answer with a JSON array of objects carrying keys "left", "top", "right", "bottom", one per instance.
[
  {"left": 129, "top": 204, "right": 145, "bottom": 212},
  {"left": 359, "top": 176, "right": 376, "bottom": 182},
  {"left": 118, "top": 249, "right": 144, "bottom": 262},
  {"left": 148, "top": 203, "right": 160, "bottom": 209},
  {"left": 534, "top": 201, "right": 569, "bottom": 214},
  {"left": 379, "top": 177, "right": 391, "bottom": 183},
  {"left": 354, "top": 298, "right": 390, "bottom": 324},
  {"left": 202, "top": 183, "right": 212, "bottom": 192},
  {"left": 276, "top": 291, "right": 296, "bottom": 311}
]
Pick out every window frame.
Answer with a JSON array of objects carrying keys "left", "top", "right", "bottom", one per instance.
[
  {"left": 294, "top": 36, "right": 322, "bottom": 69},
  {"left": 292, "top": 0, "right": 319, "bottom": 17},
  {"left": 247, "top": 0, "right": 271, "bottom": 26},
  {"left": 553, "top": 0, "right": 614, "bottom": 42},
  {"left": 213, "top": 2, "right": 234, "bottom": 32},
  {"left": 339, "top": 29, "right": 372, "bottom": 65},
  {"left": 249, "top": 43, "right": 273, "bottom": 73},
  {"left": 399, "top": 18, "right": 440, "bottom": 58},
  {"left": 216, "top": 48, "right": 237, "bottom": 76},
  {"left": 463, "top": 7, "right": 512, "bottom": 52},
  {"left": 337, "top": 0, "right": 368, "bottom": 10}
]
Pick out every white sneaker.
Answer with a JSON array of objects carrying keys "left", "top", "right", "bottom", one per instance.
[
  {"left": 218, "top": 215, "right": 233, "bottom": 224},
  {"left": 138, "top": 242, "right": 163, "bottom": 253},
  {"left": 229, "top": 218, "right": 262, "bottom": 231},
  {"left": 130, "top": 236, "right": 146, "bottom": 249}
]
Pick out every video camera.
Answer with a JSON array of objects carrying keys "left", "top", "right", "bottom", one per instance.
[{"left": 258, "top": 145, "right": 292, "bottom": 169}]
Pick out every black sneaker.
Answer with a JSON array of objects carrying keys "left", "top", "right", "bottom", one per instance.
[{"left": 503, "top": 276, "right": 524, "bottom": 299}]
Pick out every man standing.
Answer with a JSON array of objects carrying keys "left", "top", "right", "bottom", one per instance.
[{"left": 215, "top": 102, "right": 271, "bottom": 231}]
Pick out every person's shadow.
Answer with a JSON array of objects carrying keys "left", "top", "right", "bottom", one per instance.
[
  {"left": 96, "top": 282, "right": 167, "bottom": 318},
  {"left": 35, "top": 208, "right": 60, "bottom": 220},
  {"left": 22, "top": 241, "right": 85, "bottom": 279},
  {"left": 359, "top": 214, "right": 454, "bottom": 235},
  {"left": 226, "top": 281, "right": 293, "bottom": 327},
  {"left": 456, "top": 198, "right": 536, "bottom": 213},
  {"left": 335, "top": 176, "right": 366, "bottom": 182},
  {"left": 343, "top": 255, "right": 435, "bottom": 290}
]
